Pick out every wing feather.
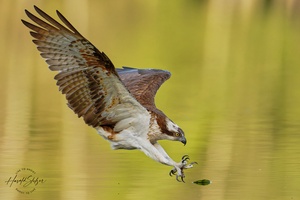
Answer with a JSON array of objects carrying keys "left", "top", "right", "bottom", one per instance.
[
  {"left": 117, "top": 67, "right": 171, "bottom": 108},
  {"left": 22, "top": 6, "right": 147, "bottom": 128}
]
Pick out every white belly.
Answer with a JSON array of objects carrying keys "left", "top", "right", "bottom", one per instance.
[{"left": 96, "top": 113, "right": 151, "bottom": 150}]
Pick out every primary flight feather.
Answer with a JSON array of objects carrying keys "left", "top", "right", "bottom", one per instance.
[{"left": 22, "top": 5, "right": 196, "bottom": 182}]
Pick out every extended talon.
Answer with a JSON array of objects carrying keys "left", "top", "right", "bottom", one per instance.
[
  {"left": 170, "top": 156, "right": 196, "bottom": 182},
  {"left": 183, "top": 161, "right": 198, "bottom": 169},
  {"left": 182, "top": 157, "right": 189, "bottom": 163},
  {"left": 169, "top": 169, "right": 177, "bottom": 176},
  {"left": 182, "top": 155, "right": 189, "bottom": 160},
  {"left": 176, "top": 174, "right": 185, "bottom": 182},
  {"left": 181, "top": 155, "right": 190, "bottom": 164}
]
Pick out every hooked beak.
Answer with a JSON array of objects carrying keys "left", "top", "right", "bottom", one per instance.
[{"left": 180, "top": 136, "right": 187, "bottom": 146}]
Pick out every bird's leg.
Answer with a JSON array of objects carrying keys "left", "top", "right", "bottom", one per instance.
[
  {"left": 152, "top": 142, "right": 197, "bottom": 182},
  {"left": 152, "top": 142, "right": 173, "bottom": 161},
  {"left": 139, "top": 141, "right": 175, "bottom": 167},
  {"left": 168, "top": 155, "right": 198, "bottom": 182},
  {"left": 139, "top": 141, "right": 196, "bottom": 182}
]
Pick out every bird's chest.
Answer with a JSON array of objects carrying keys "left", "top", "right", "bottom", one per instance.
[
  {"left": 147, "top": 117, "right": 163, "bottom": 144},
  {"left": 96, "top": 112, "right": 151, "bottom": 150}
]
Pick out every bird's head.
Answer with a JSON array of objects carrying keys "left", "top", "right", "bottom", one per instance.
[{"left": 161, "top": 118, "right": 187, "bottom": 145}]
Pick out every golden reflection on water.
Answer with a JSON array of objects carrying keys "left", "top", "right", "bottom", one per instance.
[{"left": 1, "top": 1, "right": 300, "bottom": 200}]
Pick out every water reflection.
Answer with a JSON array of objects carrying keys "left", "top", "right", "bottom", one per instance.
[{"left": 1, "top": 0, "right": 300, "bottom": 200}]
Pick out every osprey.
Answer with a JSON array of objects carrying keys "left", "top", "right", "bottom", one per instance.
[{"left": 22, "top": 6, "right": 196, "bottom": 182}]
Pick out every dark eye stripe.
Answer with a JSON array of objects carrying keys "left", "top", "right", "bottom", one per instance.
[{"left": 178, "top": 128, "right": 184, "bottom": 136}]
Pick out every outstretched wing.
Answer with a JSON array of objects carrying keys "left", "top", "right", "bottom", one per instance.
[
  {"left": 117, "top": 67, "right": 171, "bottom": 108},
  {"left": 22, "top": 6, "right": 147, "bottom": 128}
]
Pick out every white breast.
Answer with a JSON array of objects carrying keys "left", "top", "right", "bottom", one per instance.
[{"left": 96, "top": 111, "right": 151, "bottom": 150}]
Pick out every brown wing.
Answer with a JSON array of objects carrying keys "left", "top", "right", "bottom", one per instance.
[
  {"left": 116, "top": 67, "right": 171, "bottom": 108},
  {"left": 22, "top": 6, "right": 147, "bottom": 128}
]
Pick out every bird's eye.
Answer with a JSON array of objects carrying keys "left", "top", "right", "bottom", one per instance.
[{"left": 175, "top": 132, "right": 180, "bottom": 137}]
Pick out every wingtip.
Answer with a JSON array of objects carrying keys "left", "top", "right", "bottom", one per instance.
[
  {"left": 20, "top": 19, "right": 27, "bottom": 25},
  {"left": 34, "top": 5, "right": 46, "bottom": 15},
  {"left": 24, "top": 9, "right": 35, "bottom": 20},
  {"left": 24, "top": 9, "right": 30, "bottom": 15},
  {"left": 56, "top": 10, "right": 64, "bottom": 20},
  {"left": 24, "top": 5, "right": 38, "bottom": 14},
  {"left": 21, "top": 19, "right": 35, "bottom": 30},
  {"left": 22, "top": 8, "right": 32, "bottom": 26},
  {"left": 33, "top": 5, "right": 39, "bottom": 11}
]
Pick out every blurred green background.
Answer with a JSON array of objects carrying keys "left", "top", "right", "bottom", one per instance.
[{"left": 1, "top": 0, "right": 300, "bottom": 199}]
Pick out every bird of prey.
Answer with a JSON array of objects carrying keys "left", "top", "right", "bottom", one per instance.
[{"left": 22, "top": 5, "right": 196, "bottom": 182}]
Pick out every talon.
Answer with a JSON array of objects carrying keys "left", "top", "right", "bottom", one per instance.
[
  {"left": 175, "top": 172, "right": 185, "bottom": 183},
  {"left": 182, "top": 157, "right": 190, "bottom": 163},
  {"left": 181, "top": 176, "right": 185, "bottom": 183},
  {"left": 181, "top": 155, "right": 190, "bottom": 164},
  {"left": 182, "top": 155, "right": 189, "bottom": 160},
  {"left": 171, "top": 156, "right": 196, "bottom": 182},
  {"left": 169, "top": 168, "right": 177, "bottom": 176},
  {"left": 176, "top": 175, "right": 182, "bottom": 182},
  {"left": 183, "top": 161, "right": 198, "bottom": 169}
]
